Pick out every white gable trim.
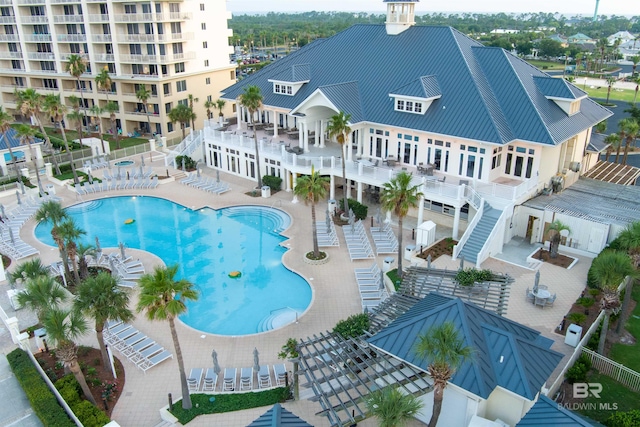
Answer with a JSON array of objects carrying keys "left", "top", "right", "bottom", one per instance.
[{"left": 290, "top": 88, "right": 340, "bottom": 116}]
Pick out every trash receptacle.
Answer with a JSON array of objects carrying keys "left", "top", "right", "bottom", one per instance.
[
  {"left": 565, "top": 324, "right": 583, "bottom": 347},
  {"left": 405, "top": 244, "right": 416, "bottom": 261},
  {"left": 261, "top": 186, "right": 271, "bottom": 198},
  {"left": 45, "top": 184, "right": 56, "bottom": 195},
  {"left": 328, "top": 199, "right": 337, "bottom": 215},
  {"left": 383, "top": 256, "right": 395, "bottom": 272},
  {"left": 34, "top": 327, "right": 47, "bottom": 351}
]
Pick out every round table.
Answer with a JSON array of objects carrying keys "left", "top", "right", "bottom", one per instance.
[{"left": 533, "top": 289, "right": 550, "bottom": 299}]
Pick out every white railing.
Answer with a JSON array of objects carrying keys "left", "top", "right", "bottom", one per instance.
[
  {"left": 52, "top": 15, "right": 84, "bottom": 23},
  {"left": 88, "top": 14, "right": 110, "bottom": 23},
  {"left": 23, "top": 34, "right": 52, "bottom": 42},
  {"left": 0, "top": 16, "right": 16, "bottom": 23},
  {"left": 113, "top": 13, "right": 154, "bottom": 22},
  {"left": 465, "top": 185, "right": 482, "bottom": 211},
  {"left": 474, "top": 175, "right": 539, "bottom": 202},
  {"left": 20, "top": 15, "right": 48, "bottom": 23},
  {"left": 57, "top": 34, "right": 87, "bottom": 42},
  {"left": 27, "top": 52, "right": 55, "bottom": 60},
  {"left": 116, "top": 33, "right": 156, "bottom": 43},
  {"left": 475, "top": 203, "right": 512, "bottom": 267},
  {"left": 580, "top": 347, "right": 640, "bottom": 392},
  {"left": 0, "top": 51, "right": 23, "bottom": 59},
  {"left": 452, "top": 199, "right": 484, "bottom": 260},
  {"left": 168, "top": 130, "right": 202, "bottom": 168},
  {"left": 0, "top": 34, "right": 19, "bottom": 41}
]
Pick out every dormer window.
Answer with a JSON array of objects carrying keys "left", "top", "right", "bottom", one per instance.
[
  {"left": 395, "top": 98, "right": 424, "bottom": 114},
  {"left": 274, "top": 83, "right": 293, "bottom": 95},
  {"left": 533, "top": 75, "right": 587, "bottom": 117}
]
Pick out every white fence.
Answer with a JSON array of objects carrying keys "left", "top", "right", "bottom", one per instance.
[{"left": 580, "top": 347, "right": 640, "bottom": 392}]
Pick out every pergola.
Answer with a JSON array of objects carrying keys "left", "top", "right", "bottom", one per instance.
[{"left": 296, "top": 266, "right": 514, "bottom": 426}]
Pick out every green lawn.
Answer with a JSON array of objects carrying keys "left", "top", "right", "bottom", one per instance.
[
  {"left": 575, "top": 372, "right": 640, "bottom": 423},
  {"left": 581, "top": 86, "right": 638, "bottom": 103},
  {"left": 526, "top": 60, "right": 566, "bottom": 70},
  {"left": 608, "top": 284, "right": 640, "bottom": 372},
  {"left": 41, "top": 127, "right": 150, "bottom": 150}
]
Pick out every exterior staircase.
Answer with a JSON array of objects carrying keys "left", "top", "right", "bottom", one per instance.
[{"left": 458, "top": 202, "right": 502, "bottom": 265}]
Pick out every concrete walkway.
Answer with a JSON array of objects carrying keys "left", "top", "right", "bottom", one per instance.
[
  {"left": 0, "top": 351, "right": 42, "bottom": 427},
  {"left": 0, "top": 153, "right": 592, "bottom": 427}
]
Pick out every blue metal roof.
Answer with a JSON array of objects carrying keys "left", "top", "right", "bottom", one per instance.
[
  {"left": 222, "top": 25, "right": 611, "bottom": 146},
  {"left": 517, "top": 396, "right": 595, "bottom": 426},
  {"left": 391, "top": 75, "right": 442, "bottom": 99},
  {"left": 246, "top": 403, "right": 313, "bottom": 427},
  {"left": 366, "top": 293, "right": 563, "bottom": 400},
  {"left": 271, "top": 64, "right": 311, "bottom": 83},
  {"left": 533, "top": 76, "right": 584, "bottom": 100},
  {"left": 0, "top": 127, "right": 41, "bottom": 151},
  {"left": 317, "top": 81, "right": 365, "bottom": 123}
]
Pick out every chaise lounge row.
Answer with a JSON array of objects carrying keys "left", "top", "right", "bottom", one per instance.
[
  {"left": 186, "top": 363, "right": 288, "bottom": 393},
  {"left": 104, "top": 321, "right": 172, "bottom": 372}
]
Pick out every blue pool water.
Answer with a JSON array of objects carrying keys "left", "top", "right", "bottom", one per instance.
[{"left": 34, "top": 196, "right": 312, "bottom": 336}]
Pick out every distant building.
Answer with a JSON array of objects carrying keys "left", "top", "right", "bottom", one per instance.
[
  {"left": 547, "top": 34, "right": 569, "bottom": 48},
  {"left": 607, "top": 30, "right": 636, "bottom": 46},
  {"left": 568, "top": 33, "right": 596, "bottom": 45},
  {"left": 490, "top": 29, "right": 520, "bottom": 34}
]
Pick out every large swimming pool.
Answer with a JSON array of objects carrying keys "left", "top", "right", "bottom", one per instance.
[{"left": 34, "top": 196, "right": 312, "bottom": 336}]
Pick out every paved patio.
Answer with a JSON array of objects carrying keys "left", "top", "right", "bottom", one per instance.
[{"left": 0, "top": 151, "right": 593, "bottom": 426}]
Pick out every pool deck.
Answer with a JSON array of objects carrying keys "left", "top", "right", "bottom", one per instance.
[{"left": 1, "top": 153, "right": 593, "bottom": 427}]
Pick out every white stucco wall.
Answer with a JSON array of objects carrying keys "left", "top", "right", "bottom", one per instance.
[
  {"left": 484, "top": 387, "right": 535, "bottom": 426},
  {"left": 416, "top": 386, "right": 478, "bottom": 427}
]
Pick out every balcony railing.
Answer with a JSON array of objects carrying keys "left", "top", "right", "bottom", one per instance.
[
  {"left": 0, "top": 68, "right": 26, "bottom": 73},
  {"left": 91, "top": 34, "right": 112, "bottom": 42},
  {"left": 0, "top": 84, "right": 26, "bottom": 90},
  {"left": 27, "top": 85, "right": 59, "bottom": 92},
  {"left": 125, "top": 110, "right": 159, "bottom": 116},
  {"left": 88, "top": 14, "right": 110, "bottom": 22},
  {"left": 154, "top": 12, "right": 192, "bottom": 21},
  {"left": 119, "top": 51, "right": 195, "bottom": 64},
  {"left": 157, "top": 32, "right": 193, "bottom": 42},
  {"left": 53, "top": 15, "right": 84, "bottom": 23},
  {"left": 93, "top": 53, "right": 114, "bottom": 62},
  {"left": 50, "top": 0, "right": 82, "bottom": 3},
  {"left": 27, "top": 51, "right": 55, "bottom": 60},
  {"left": 0, "top": 0, "right": 14, "bottom": 4},
  {"left": 0, "top": 16, "right": 16, "bottom": 24},
  {"left": 57, "top": 34, "right": 87, "bottom": 42},
  {"left": 20, "top": 15, "right": 48, "bottom": 24},
  {"left": 0, "top": 51, "right": 23, "bottom": 59},
  {"left": 23, "top": 34, "right": 52, "bottom": 42},
  {"left": 113, "top": 13, "right": 154, "bottom": 23},
  {"left": 116, "top": 33, "right": 156, "bottom": 43},
  {"left": 122, "top": 91, "right": 158, "bottom": 98},
  {"left": 59, "top": 52, "right": 90, "bottom": 61},
  {"left": 0, "top": 34, "right": 19, "bottom": 41},
  {"left": 16, "top": 0, "right": 45, "bottom": 4}
]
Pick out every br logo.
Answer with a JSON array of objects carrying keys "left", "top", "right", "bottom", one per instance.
[{"left": 573, "top": 383, "right": 602, "bottom": 398}]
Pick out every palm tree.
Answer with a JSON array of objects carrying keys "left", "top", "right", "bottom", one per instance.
[
  {"left": 66, "top": 54, "right": 88, "bottom": 130},
  {"left": 633, "top": 76, "right": 640, "bottom": 106},
  {"left": 203, "top": 99, "right": 214, "bottom": 120},
  {"left": 43, "top": 307, "right": 95, "bottom": 404},
  {"left": 547, "top": 220, "right": 570, "bottom": 258},
  {"left": 326, "top": 111, "right": 352, "bottom": 213},
  {"left": 16, "top": 274, "right": 67, "bottom": 323},
  {"left": 35, "top": 200, "right": 71, "bottom": 279},
  {"left": 365, "top": 387, "right": 424, "bottom": 427},
  {"left": 15, "top": 124, "right": 43, "bottom": 192},
  {"left": 619, "top": 118, "right": 639, "bottom": 166},
  {"left": 278, "top": 338, "right": 300, "bottom": 400},
  {"left": 380, "top": 171, "right": 423, "bottom": 277},
  {"left": 76, "top": 243, "right": 96, "bottom": 280},
  {"left": 104, "top": 101, "right": 120, "bottom": 149},
  {"left": 414, "top": 322, "right": 474, "bottom": 427},
  {"left": 215, "top": 99, "right": 226, "bottom": 119},
  {"left": 75, "top": 271, "right": 134, "bottom": 372},
  {"left": 137, "top": 265, "right": 198, "bottom": 410},
  {"left": 136, "top": 85, "right": 152, "bottom": 135},
  {"left": 604, "top": 133, "right": 621, "bottom": 162},
  {"left": 613, "top": 221, "right": 640, "bottom": 334},
  {"left": 0, "top": 106, "right": 20, "bottom": 179},
  {"left": 630, "top": 55, "right": 640, "bottom": 77},
  {"left": 15, "top": 88, "right": 61, "bottom": 174},
  {"left": 44, "top": 94, "right": 79, "bottom": 184},
  {"left": 58, "top": 218, "right": 86, "bottom": 285},
  {"left": 238, "top": 85, "right": 264, "bottom": 187},
  {"left": 188, "top": 94, "right": 199, "bottom": 130},
  {"left": 88, "top": 105, "right": 106, "bottom": 155},
  {"left": 9, "top": 258, "right": 49, "bottom": 288},
  {"left": 590, "top": 250, "right": 636, "bottom": 354},
  {"left": 605, "top": 76, "right": 617, "bottom": 104},
  {"left": 167, "top": 104, "right": 195, "bottom": 141},
  {"left": 95, "top": 68, "right": 113, "bottom": 102},
  {"left": 293, "top": 167, "right": 330, "bottom": 259}
]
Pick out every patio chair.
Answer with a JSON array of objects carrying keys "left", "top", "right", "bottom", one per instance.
[
  {"left": 223, "top": 367, "right": 237, "bottom": 391},
  {"left": 273, "top": 363, "right": 287, "bottom": 386},
  {"left": 187, "top": 368, "right": 203, "bottom": 393},
  {"left": 545, "top": 294, "right": 557, "bottom": 307},
  {"left": 525, "top": 287, "right": 534, "bottom": 303},
  {"left": 258, "top": 365, "right": 272, "bottom": 388},
  {"left": 534, "top": 296, "right": 547, "bottom": 308},
  {"left": 139, "top": 350, "right": 173, "bottom": 373},
  {"left": 240, "top": 367, "right": 253, "bottom": 390},
  {"left": 203, "top": 369, "right": 218, "bottom": 392}
]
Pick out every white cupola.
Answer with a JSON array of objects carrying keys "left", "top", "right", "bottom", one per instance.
[{"left": 385, "top": 0, "right": 419, "bottom": 35}]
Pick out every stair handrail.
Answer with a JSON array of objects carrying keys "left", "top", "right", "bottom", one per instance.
[
  {"left": 167, "top": 130, "right": 203, "bottom": 168},
  {"left": 452, "top": 196, "right": 485, "bottom": 260},
  {"left": 475, "top": 202, "right": 514, "bottom": 267}
]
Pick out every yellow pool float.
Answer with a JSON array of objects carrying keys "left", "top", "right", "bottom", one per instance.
[
  {"left": 229, "top": 271, "right": 242, "bottom": 278},
  {"left": 124, "top": 218, "right": 135, "bottom": 224}
]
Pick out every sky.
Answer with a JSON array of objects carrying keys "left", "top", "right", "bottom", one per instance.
[{"left": 227, "top": 0, "right": 634, "bottom": 17}]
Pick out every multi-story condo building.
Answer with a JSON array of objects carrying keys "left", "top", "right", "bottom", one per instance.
[{"left": 0, "top": 0, "right": 235, "bottom": 140}]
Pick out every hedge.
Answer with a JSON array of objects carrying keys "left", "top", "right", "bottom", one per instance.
[
  {"left": 55, "top": 375, "right": 110, "bottom": 427},
  {"left": 339, "top": 198, "right": 368, "bottom": 220},
  {"left": 262, "top": 175, "right": 282, "bottom": 191},
  {"left": 6, "top": 348, "right": 75, "bottom": 427}
]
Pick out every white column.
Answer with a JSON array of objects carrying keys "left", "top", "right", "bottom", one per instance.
[
  {"left": 273, "top": 110, "right": 278, "bottom": 137},
  {"left": 453, "top": 206, "right": 461, "bottom": 240},
  {"left": 347, "top": 134, "right": 353, "bottom": 162},
  {"left": 314, "top": 120, "right": 320, "bottom": 146},
  {"left": 357, "top": 130, "right": 363, "bottom": 157},
  {"left": 320, "top": 120, "right": 325, "bottom": 147},
  {"left": 357, "top": 181, "right": 363, "bottom": 204},
  {"left": 292, "top": 172, "right": 298, "bottom": 203},
  {"left": 417, "top": 178, "right": 425, "bottom": 227},
  {"left": 330, "top": 174, "right": 335, "bottom": 199},
  {"left": 284, "top": 169, "right": 291, "bottom": 192},
  {"left": 236, "top": 104, "right": 242, "bottom": 128}
]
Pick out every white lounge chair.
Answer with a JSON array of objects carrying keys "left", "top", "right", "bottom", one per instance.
[
  {"left": 273, "top": 363, "right": 287, "bottom": 387},
  {"left": 122, "top": 337, "right": 154, "bottom": 358},
  {"left": 130, "top": 343, "right": 163, "bottom": 364},
  {"left": 240, "top": 367, "right": 253, "bottom": 390},
  {"left": 258, "top": 365, "right": 272, "bottom": 388},
  {"left": 203, "top": 368, "right": 218, "bottom": 392},
  {"left": 223, "top": 367, "right": 237, "bottom": 391},
  {"left": 139, "top": 350, "right": 173, "bottom": 372},
  {"left": 115, "top": 332, "right": 146, "bottom": 351},
  {"left": 188, "top": 368, "right": 203, "bottom": 392}
]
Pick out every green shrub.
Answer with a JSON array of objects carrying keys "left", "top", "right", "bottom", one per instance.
[
  {"left": 454, "top": 268, "right": 494, "bottom": 287},
  {"left": 565, "top": 355, "right": 591, "bottom": 384},
  {"left": 262, "top": 175, "right": 282, "bottom": 191},
  {"left": 175, "top": 155, "right": 197, "bottom": 171},
  {"left": 387, "top": 268, "right": 401, "bottom": 291},
  {"left": 6, "top": 348, "right": 75, "bottom": 427},
  {"left": 586, "top": 324, "right": 602, "bottom": 351},
  {"left": 339, "top": 198, "right": 368, "bottom": 220},
  {"left": 55, "top": 375, "right": 82, "bottom": 407},
  {"left": 567, "top": 312, "right": 587, "bottom": 325},
  {"left": 333, "top": 313, "right": 371, "bottom": 339},
  {"left": 55, "top": 374, "right": 110, "bottom": 427},
  {"left": 606, "top": 410, "right": 640, "bottom": 427},
  {"left": 577, "top": 297, "right": 595, "bottom": 309}
]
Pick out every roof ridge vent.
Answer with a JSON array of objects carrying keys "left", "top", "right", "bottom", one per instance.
[{"left": 384, "top": 0, "right": 419, "bottom": 35}]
